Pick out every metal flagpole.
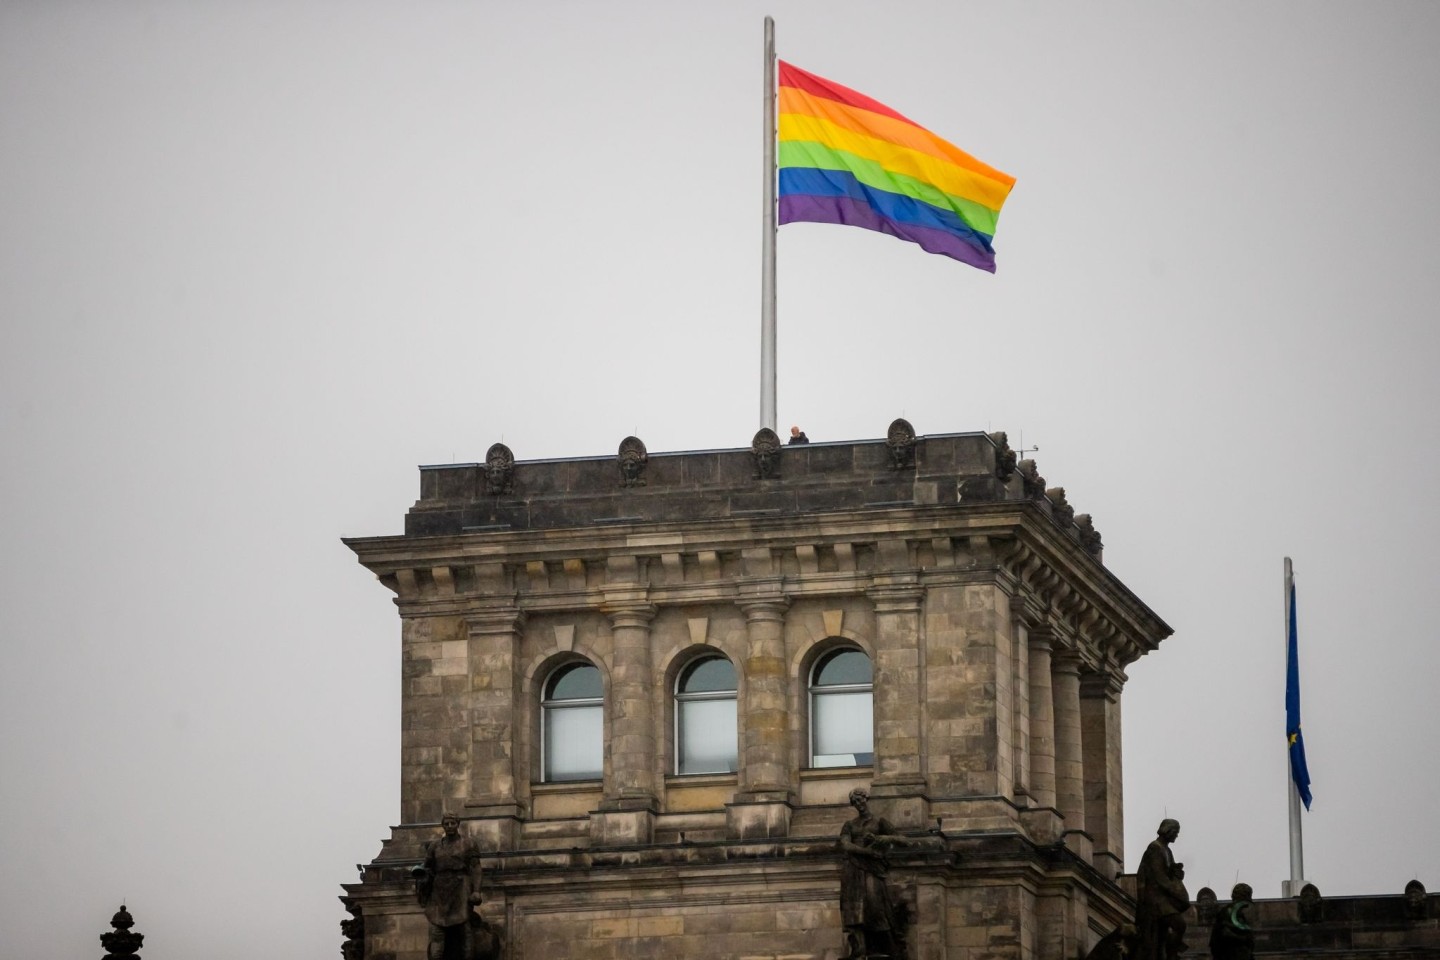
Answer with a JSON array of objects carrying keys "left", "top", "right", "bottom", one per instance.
[
  {"left": 1283, "top": 556, "right": 1306, "bottom": 897},
  {"left": 760, "top": 15, "right": 777, "bottom": 433}
]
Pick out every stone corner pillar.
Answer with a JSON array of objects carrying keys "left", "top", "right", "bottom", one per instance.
[
  {"left": 463, "top": 607, "right": 527, "bottom": 850},
  {"left": 595, "top": 597, "right": 659, "bottom": 846},
  {"left": 1052, "top": 648, "right": 1087, "bottom": 844},
  {"left": 1081, "top": 668, "right": 1126, "bottom": 878},
  {"left": 729, "top": 591, "right": 794, "bottom": 839},
  {"left": 867, "top": 580, "right": 928, "bottom": 829},
  {"left": 1021, "top": 625, "right": 1063, "bottom": 844}
]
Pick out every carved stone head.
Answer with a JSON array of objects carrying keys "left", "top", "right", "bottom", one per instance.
[
  {"left": 751, "top": 428, "right": 781, "bottom": 479},
  {"left": 886, "top": 418, "right": 917, "bottom": 470},
  {"left": 1405, "top": 879, "right": 1427, "bottom": 919},
  {"left": 1298, "top": 883, "right": 1322, "bottom": 923},
  {"left": 617, "top": 436, "right": 648, "bottom": 487},
  {"left": 1195, "top": 887, "right": 1218, "bottom": 925},
  {"left": 484, "top": 443, "right": 515, "bottom": 496},
  {"left": 988, "top": 431, "right": 1017, "bottom": 482},
  {"left": 1019, "top": 459, "right": 1046, "bottom": 500}
]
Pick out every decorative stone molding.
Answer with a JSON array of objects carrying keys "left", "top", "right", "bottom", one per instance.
[
  {"left": 751, "top": 428, "right": 781, "bottom": 479},
  {"left": 617, "top": 436, "right": 648, "bottom": 487},
  {"left": 1075, "top": 514, "right": 1103, "bottom": 559},
  {"left": 1046, "top": 487, "right": 1075, "bottom": 528},
  {"left": 484, "top": 442, "right": 515, "bottom": 496},
  {"left": 988, "top": 431, "right": 1017, "bottom": 482},
  {"left": 1019, "top": 459, "right": 1047, "bottom": 501},
  {"left": 886, "top": 418, "right": 917, "bottom": 469}
]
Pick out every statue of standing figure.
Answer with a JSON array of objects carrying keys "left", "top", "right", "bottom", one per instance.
[
  {"left": 413, "top": 813, "right": 491, "bottom": 960},
  {"left": 838, "top": 787, "right": 914, "bottom": 960},
  {"left": 1135, "top": 819, "right": 1189, "bottom": 960}
]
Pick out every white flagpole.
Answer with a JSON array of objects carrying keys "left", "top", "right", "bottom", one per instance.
[
  {"left": 760, "top": 15, "right": 777, "bottom": 433},
  {"left": 1283, "top": 556, "right": 1306, "bottom": 897}
]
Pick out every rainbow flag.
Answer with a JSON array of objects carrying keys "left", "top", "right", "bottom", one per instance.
[{"left": 778, "top": 61, "right": 1015, "bottom": 271}]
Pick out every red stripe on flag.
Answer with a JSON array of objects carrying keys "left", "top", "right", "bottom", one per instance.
[{"left": 778, "top": 60, "right": 920, "bottom": 129}]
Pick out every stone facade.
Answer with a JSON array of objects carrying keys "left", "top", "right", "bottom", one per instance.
[{"left": 340, "top": 426, "right": 1172, "bottom": 960}]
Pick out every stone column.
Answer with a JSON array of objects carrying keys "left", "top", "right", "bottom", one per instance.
[
  {"left": 465, "top": 607, "right": 526, "bottom": 849},
  {"left": 868, "top": 579, "right": 927, "bottom": 827},
  {"left": 1051, "top": 649, "right": 1087, "bottom": 838},
  {"left": 1081, "top": 670, "right": 1125, "bottom": 878},
  {"left": 593, "top": 598, "right": 658, "bottom": 845},
  {"left": 1026, "top": 629, "right": 1057, "bottom": 809},
  {"left": 1009, "top": 599, "right": 1033, "bottom": 801},
  {"left": 729, "top": 594, "right": 793, "bottom": 838}
]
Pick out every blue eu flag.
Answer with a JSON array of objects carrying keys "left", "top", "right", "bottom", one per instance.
[{"left": 1286, "top": 578, "right": 1313, "bottom": 809}]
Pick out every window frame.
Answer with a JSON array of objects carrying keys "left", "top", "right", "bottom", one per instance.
[
  {"left": 807, "top": 646, "right": 875, "bottom": 769},
  {"left": 673, "top": 654, "right": 739, "bottom": 776},
  {"left": 539, "top": 660, "right": 604, "bottom": 783}
]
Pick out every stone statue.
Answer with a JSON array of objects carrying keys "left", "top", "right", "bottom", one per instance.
[
  {"left": 413, "top": 813, "right": 485, "bottom": 960},
  {"left": 1209, "top": 883, "right": 1255, "bottom": 960},
  {"left": 838, "top": 787, "right": 913, "bottom": 960},
  {"left": 340, "top": 897, "right": 365, "bottom": 960},
  {"left": 100, "top": 904, "right": 144, "bottom": 959},
  {"left": 1297, "top": 883, "right": 1323, "bottom": 924},
  {"left": 1135, "top": 819, "right": 1188, "bottom": 960}
]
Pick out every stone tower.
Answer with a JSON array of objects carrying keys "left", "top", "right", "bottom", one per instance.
[{"left": 340, "top": 423, "right": 1171, "bottom": 960}]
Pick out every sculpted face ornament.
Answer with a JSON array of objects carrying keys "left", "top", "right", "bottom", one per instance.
[
  {"left": 751, "top": 428, "right": 781, "bottom": 480},
  {"left": 484, "top": 443, "right": 515, "bottom": 496}
]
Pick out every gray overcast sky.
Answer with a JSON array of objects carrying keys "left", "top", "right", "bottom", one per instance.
[{"left": 3, "top": 2, "right": 1438, "bottom": 958}]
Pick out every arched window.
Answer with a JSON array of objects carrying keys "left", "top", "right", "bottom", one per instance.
[
  {"left": 541, "top": 661, "right": 603, "bottom": 782},
  {"left": 809, "top": 648, "right": 873, "bottom": 768},
  {"left": 675, "top": 655, "right": 738, "bottom": 775}
]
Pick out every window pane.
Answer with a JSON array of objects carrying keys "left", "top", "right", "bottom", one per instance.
[
  {"left": 679, "top": 697, "right": 737, "bottom": 774},
  {"left": 815, "top": 649, "right": 872, "bottom": 686},
  {"left": 548, "top": 663, "right": 602, "bottom": 701},
  {"left": 545, "top": 703, "right": 603, "bottom": 781},
  {"left": 813, "top": 690, "right": 873, "bottom": 767},
  {"left": 680, "top": 657, "right": 736, "bottom": 694}
]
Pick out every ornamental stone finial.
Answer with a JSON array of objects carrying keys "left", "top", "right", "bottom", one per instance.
[{"left": 100, "top": 904, "right": 144, "bottom": 959}]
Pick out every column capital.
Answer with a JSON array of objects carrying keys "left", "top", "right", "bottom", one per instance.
[
  {"left": 1028, "top": 626, "right": 1056, "bottom": 652},
  {"left": 866, "top": 582, "right": 924, "bottom": 613},
  {"left": 600, "top": 601, "right": 657, "bottom": 628},
  {"left": 737, "top": 595, "right": 789, "bottom": 623},
  {"left": 1052, "top": 648, "right": 1085, "bottom": 676},
  {"left": 465, "top": 607, "right": 526, "bottom": 637},
  {"left": 1081, "top": 669, "right": 1126, "bottom": 700}
]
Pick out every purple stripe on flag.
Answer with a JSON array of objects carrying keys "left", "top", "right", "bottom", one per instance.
[{"left": 779, "top": 195, "right": 997, "bottom": 272}]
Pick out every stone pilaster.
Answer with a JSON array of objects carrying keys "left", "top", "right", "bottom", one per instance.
[
  {"left": 1051, "top": 649, "right": 1089, "bottom": 854},
  {"left": 869, "top": 580, "right": 927, "bottom": 826},
  {"left": 728, "top": 592, "right": 793, "bottom": 838},
  {"left": 1009, "top": 598, "right": 1034, "bottom": 802},
  {"left": 1081, "top": 670, "right": 1126, "bottom": 878},
  {"left": 593, "top": 597, "right": 658, "bottom": 846},
  {"left": 1021, "top": 626, "right": 1063, "bottom": 843},
  {"left": 465, "top": 607, "right": 526, "bottom": 849}
]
